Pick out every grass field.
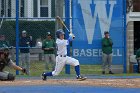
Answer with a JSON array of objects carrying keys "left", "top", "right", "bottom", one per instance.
[{"left": 4, "top": 61, "right": 140, "bottom": 77}]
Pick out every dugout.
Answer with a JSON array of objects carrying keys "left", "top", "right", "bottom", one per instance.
[
  {"left": 127, "top": 21, "right": 140, "bottom": 73},
  {"left": 127, "top": 0, "right": 140, "bottom": 73},
  {"left": 134, "top": 21, "right": 140, "bottom": 53}
]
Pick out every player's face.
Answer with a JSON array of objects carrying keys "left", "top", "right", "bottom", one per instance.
[
  {"left": 1, "top": 35, "right": 5, "bottom": 41},
  {"left": 22, "top": 33, "right": 27, "bottom": 37},
  {"left": 105, "top": 34, "right": 109, "bottom": 38},
  {"left": 47, "top": 35, "right": 52, "bottom": 40},
  {"left": 59, "top": 34, "right": 64, "bottom": 40}
]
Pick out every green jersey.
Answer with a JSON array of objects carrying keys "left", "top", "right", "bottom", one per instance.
[
  {"left": 102, "top": 37, "right": 113, "bottom": 54},
  {"left": 42, "top": 39, "right": 55, "bottom": 54}
]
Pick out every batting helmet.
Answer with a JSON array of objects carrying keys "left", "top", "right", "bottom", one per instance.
[{"left": 56, "top": 29, "right": 65, "bottom": 38}]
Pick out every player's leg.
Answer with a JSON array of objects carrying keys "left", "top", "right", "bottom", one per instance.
[
  {"left": 20, "top": 53, "right": 25, "bottom": 68},
  {"left": 50, "top": 54, "right": 56, "bottom": 71},
  {"left": 0, "top": 72, "right": 8, "bottom": 80},
  {"left": 102, "top": 53, "right": 108, "bottom": 74},
  {"left": 20, "top": 53, "right": 25, "bottom": 75},
  {"left": 66, "top": 56, "right": 86, "bottom": 80},
  {"left": 25, "top": 53, "right": 30, "bottom": 75},
  {"left": 108, "top": 53, "right": 113, "bottom": 74},
  {"left": 66, "top": 57, "right": 80, "bottom": 76},
  {"left": 0, "top": 71, "right": 15, "bottom": 81},
  {"left": 41, "top": 56, "right": 66, "bottom": 80},
  {"left": 50, "top": 54, "right": 56, "bottom": 70},
  {"left": 44, "top": 54, "right": 50, "bottom": 70}
]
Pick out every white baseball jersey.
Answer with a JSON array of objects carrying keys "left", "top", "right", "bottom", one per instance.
[
  {"left": 56, "top": 38, "right": 68, "bottom": 56},
  {"left": 52, "top": 38, "right": 79, "bottom": 76}
]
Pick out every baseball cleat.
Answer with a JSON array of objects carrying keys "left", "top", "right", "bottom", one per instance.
[
  {"left": 109, "top": 71, "right": 114, "bottom": 74},
  {"left": 102, "top": 71, "right": 105, "bottom": 74},
  {"left": 41, "top": 72, "right": 47, "bottom": 81},
  {"left": 77, "top": 76, "right": 87, "bottom": 81}
]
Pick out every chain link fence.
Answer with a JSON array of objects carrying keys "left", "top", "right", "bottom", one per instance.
[
  {"left": 0, "top": 0, "right": 127, "bottom": 77},
  {"left": 0, "top": 0, "right": 96, "bottom": 77},
  {"left": 0, "top": 0, "right": 60, "bottom": 76}
]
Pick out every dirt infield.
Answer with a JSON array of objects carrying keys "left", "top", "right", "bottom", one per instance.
[{"left": 0, "top": 78, "right": 140, "bottom": 88}]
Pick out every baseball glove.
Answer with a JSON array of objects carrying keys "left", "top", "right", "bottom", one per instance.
[{"left": 22, "top": 68, "right": 28, "bottom": 75}]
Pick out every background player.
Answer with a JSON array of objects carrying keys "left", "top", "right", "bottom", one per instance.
[
  {"left": 41, "top": 29, "right": 86, "bottom": 81},
  {"left": 42, "top": 32, "right": 55, "bottom": 71},
  {"left": 102, "top": 31, "right": 114, "bottom": 74},
  {"left": 0, "top": 48, "right": 27, "bottom": 81},
  {"left": 19, "top": 30, "right": 32, "bottom": 75}
]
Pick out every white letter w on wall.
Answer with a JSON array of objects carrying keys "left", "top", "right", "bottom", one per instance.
[{"left": 78, "top": 0, "right": 116, "bottom": 44}]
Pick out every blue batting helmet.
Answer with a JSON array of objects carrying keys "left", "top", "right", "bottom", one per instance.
[{"left": 56, "top": 29, "right": 65, "bottom": 38}]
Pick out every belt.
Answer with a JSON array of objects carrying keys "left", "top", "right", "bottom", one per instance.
[{"left": 57, "top": 55, "right": 67, "bottom": 57}]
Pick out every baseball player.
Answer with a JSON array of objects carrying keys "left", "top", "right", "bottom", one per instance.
[
  {"left": 102, "top": 31, "right": 114, "bottom": 74},
  {"left": 19, "top": 30, "right": 32, "bottom": 75},
  {"left": 0, "top": 48, "right": 27, "bottom": 81},
  {"left": 41, "top": 29, "right": 86, "bottom": 81},
  {"left": 42, "top": 32, "right": 55, "bottom": 71}
]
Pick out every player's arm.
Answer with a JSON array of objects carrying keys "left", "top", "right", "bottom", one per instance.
[
  {"left": 42, "top": 40, "right": 46, "bottom": 50},
  {"left": 102, "top": 39, "right": 110, "bottom": 47},
  {"left": 108, "top": 38, "right": 113, "bottom": 46},
  {"left": 8, "top": 59, "right": 27, "bottom": 74},
  {"left": 49, "top": 40, "right": 55, "bottom": 50},
  {"left": 56, "top": 33, "right": 74, "bottom": 46},
  {"left": 63, "top": 35, "right": 74, "bottom": 46},
  {"left": 56, "top": 39, "right": 69, "bottom": 46},
  {"left": 66, "top": 33, "right": 75, "bottom": 45},
  {"left": 42, "top": 40, "right": 50, "bottom": 50},
  {"left": 28, "top": 36, "right": 33, "bottom": 47},
  {"left": 19, "top": 38, "right": 22, "bottom": 47},
  {"left": 13, "top": 64, "right": 22, "bottom": 71}
]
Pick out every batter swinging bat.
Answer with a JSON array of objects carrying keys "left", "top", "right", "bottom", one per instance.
[{"left": 56, "top": 16, "right": 75, "bottom": 38}]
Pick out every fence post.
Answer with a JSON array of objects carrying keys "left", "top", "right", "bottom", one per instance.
[
  {"left": 16, "top": 0, "right": 19, "bottom": 75},
  {"left": 65, "top": 0, "right": 70, "bottom": 74},
  {"left": 123, "top": 0, "right": 127, "bottom": 73}
]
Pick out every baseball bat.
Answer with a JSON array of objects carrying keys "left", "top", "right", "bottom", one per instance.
[
  {"left": 56, "top": 16, "right": 71, "bottom": 33},
  {"left": 56, "top": 16, "right": 75, "bottom": 38}
]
